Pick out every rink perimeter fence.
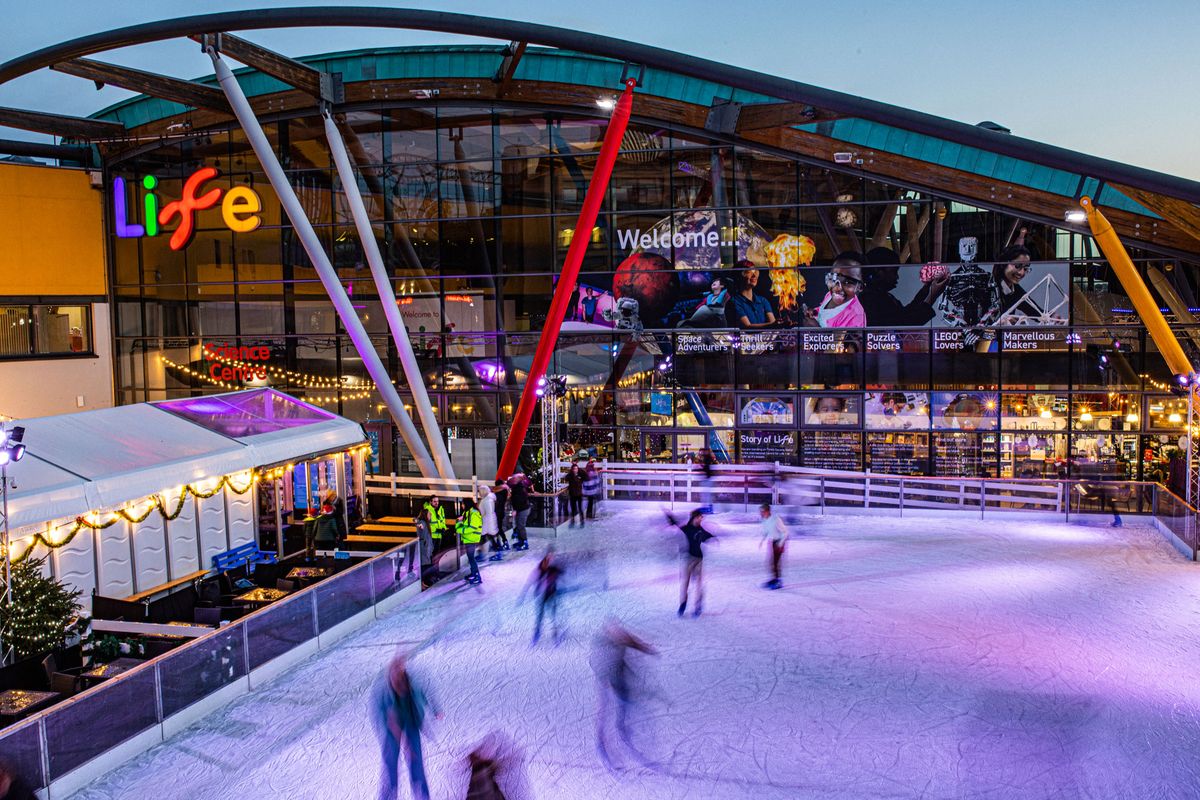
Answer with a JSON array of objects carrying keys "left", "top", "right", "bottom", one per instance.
[
  {"left": 560, "top": 460, "right": 1200, "bottom": 561},
  {"left": 0, "top": 540, "right": 419, "bottom": 800}
]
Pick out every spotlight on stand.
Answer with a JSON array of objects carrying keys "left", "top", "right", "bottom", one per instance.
[{"left": 0, "top": 426, "right": 24, "bottom": 465}]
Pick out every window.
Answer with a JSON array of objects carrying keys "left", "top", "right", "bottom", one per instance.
[{"left": 0, "top": 304, "right": 92, "bottom": 358}]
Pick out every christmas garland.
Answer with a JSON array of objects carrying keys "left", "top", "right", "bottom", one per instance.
[{"left": 10, "top": 471, "right": 256, "bottom": 564}]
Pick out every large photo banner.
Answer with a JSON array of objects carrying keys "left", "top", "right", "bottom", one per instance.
[{"left": 591, "top": 210, "right": 1069, "bottom": 345}]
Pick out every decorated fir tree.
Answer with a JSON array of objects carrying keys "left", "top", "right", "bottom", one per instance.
[{"left": 0, "top": 556, "right": 82, "bottom": 661}]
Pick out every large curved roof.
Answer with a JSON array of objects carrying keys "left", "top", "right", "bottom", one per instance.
[{"left": 1, "top": 8, "right": 1198, "bottom": 256}]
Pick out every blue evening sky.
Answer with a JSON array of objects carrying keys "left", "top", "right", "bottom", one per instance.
[{"left": 1, "top": 0, "right": 1197, "bottom": 179}]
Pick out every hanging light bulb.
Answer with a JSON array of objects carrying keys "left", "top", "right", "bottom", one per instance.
[
  {"left": 1169, "top": 412, "right": 1183, "bottom": 424},
  {"left": 1079, "top": 409, "right": 1092, "bottom": 423},
  {"left": 1126, "top": 412, "right": 1138, "bottom": 424},
  {"left": 1039, "top": 408, "right": 1052, "bottom": 419}
]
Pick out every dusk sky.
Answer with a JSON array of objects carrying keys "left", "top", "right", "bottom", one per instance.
[{"left": 1, "top": 0, "right": 1197, "bottom": 180}]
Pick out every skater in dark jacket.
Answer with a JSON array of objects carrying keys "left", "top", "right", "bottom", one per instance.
[
  {"left": 462, "top": 732, "right": 531, "bottom": 800},
  {"left": 566, "top": 464, "right": 586, "bottom": 527},
  {"left": 591, "top": 620, "right": 659, "bottom": 769},
  {"left": 507, "top": 473, "right": 533, "bottom": 550},
  {"left": 524, "top": 544, "right": 565, "bottom": 645},
  {"left": 668, "top": 509, "right": 716, "bottom": 617}
]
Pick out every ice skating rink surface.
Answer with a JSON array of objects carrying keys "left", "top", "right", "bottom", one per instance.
[{"left": 71, "top": 507, "right": 1200, "bottom": 799}]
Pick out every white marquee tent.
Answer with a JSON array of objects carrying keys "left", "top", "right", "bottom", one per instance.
[{"left": 2, "top": 389, "right": 366, "bottom": 608}]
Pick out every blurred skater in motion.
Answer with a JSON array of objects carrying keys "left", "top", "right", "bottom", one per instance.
[
  {"left": 697, "top": 448, "right": 716, "bottom": 513},
  {"left": 463, "top": 731, "right": 532, "bottom": 800},
  {"left": 523, "top": 544, "right": 565, "bottom": 645},
  {"left": 668, "top": 509, "right": 716, "bottom": 617},
  {"left": 758, "top": 502, "right": 789, "bottom": 590},
  {"left": 591, "top": 621, "right": 659, "bottom": 769},
  {"left": 372, "top": 652, "right": 442, "bottom": 800},
  {"left": 415, "top": 507, "right": 434, "bottom": 582}
]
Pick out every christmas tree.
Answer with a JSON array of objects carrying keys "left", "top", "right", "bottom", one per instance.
[{"left": 0, "top": 557, "right": 83, "bottom": 661}]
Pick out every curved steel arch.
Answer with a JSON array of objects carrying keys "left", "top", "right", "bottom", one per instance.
[{"left": 2, "top": 7, "right": 1199, "bottom": 205}]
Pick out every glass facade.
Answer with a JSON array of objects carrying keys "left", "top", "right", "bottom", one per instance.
[{"left": 106, "top": 104, "right": 1198, "bottom": 482}]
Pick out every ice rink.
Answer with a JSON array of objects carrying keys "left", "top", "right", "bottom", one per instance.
[{"left": 70, "top": 506, "right": 1200, "bottom": 799}]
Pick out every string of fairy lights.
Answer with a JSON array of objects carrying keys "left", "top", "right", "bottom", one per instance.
[
  {"left": 159, "top": 355, "right": 374, "bottom": 406},
  {"left": 3, "top": 443, "right": 374, "bottom": 564}
]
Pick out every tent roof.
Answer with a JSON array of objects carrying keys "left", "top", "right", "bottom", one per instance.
[{"left": 4, "top": 389, "right": 364, "bottom": 529}]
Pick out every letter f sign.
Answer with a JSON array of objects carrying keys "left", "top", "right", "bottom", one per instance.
[{"left": 158, "top": 167, "right": 222, "bottom": 250}]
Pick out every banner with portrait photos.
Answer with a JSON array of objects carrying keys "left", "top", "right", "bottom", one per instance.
[{"left": 584, "top": 210, "right": 1071, "bottom": 348}]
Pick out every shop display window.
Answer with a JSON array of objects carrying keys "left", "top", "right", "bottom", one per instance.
[
  {"left": 1000, "top": 394, "right": 1067, "bottom": 431},
  {"left": 738, "top": 395, "right": 794, "bottom": 426},
  {"left": 801, "top": 430, "right": 862, "bottom": 471},
  {"left": 739, "top": 429, "right": 798, "bottom": 465},
  {"left": 933, "top": 431, "right": 999, "bottom": 477},
  {"left": 801, "top": 394, "right": 861, "bottom": 428},
  {"left": 931, "top": 390, "right": 998, "bottom": 430},
  {"left": 1069, "top": 434, "right": 1138, "bottom": 479},
  {"left": 864, "top": 391, "right": 930, "bottom": 430},
  {"left": 1145, "top": 395, "right": 1188, "bottom": 431},
  {"left": 865, "top": 432, "right": 929, "bottom": 475},
  {"left": 1000, "top": 432, "right": 1068, "bottom": 478}
]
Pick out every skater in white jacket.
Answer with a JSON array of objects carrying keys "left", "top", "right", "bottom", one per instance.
[{"left": 758, "top": 503, "right": 789, "bottom": 589}]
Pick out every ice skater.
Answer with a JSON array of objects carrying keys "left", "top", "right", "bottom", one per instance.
[
  {"left": 507, "top": 472, "right": 533, "bottom": 551},
  {"left": 371, "top": 652, "right": 442, "bottom": 800},
  {"left": 758, "top": 502, "right": 789, "bottom": 589},
  {"left": 523, "top": 544, "right": 565, "bottom": 645},
  {"left": 492, "top": 479, "right": 511, "bottom": 551},
  {"left": 477, "top": 484, "right": 503, "bottom": 562},
  {"left": 461, "top": 731, "right": 532, "bottom": 800},
  {"left": 668, "top": 509, "right": 716, "bottom": 617},
  {"left": 590, "top": 620, "right": 659, "bottom": 769},
  {"left": 566, "top": 463, "right": 586, "bottom": 527}
]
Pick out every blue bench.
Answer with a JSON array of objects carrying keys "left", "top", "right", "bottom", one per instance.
[{"left": 212, "top": 542, "right": 277, "bottom": 575}]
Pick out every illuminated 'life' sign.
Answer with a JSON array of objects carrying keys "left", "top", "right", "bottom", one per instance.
[{"left": 113, "top": 167, "right": 263, "bottom": 250}]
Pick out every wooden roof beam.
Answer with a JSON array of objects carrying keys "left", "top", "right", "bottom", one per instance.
[
  {"left": 493, "top": 41, "right": 528, "bottom": 96},
  {"left": 189, "top": 32, "right": 337, "bottom": 102},
  {"left": 50, "top": 58, "right": 231, "bottom": 113},
  {"left": 0, "top": 105, "right": 125, "bottom": 139},
  {"left": 1111, "top": 183, "right": 1200, "bottom": 248},
  {"left": 736, "top": 101, "right": 839, "bottom": 133}
]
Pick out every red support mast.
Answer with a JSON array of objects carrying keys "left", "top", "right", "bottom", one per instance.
[{"left": 495, "top": 77, "right": 638, "bottom": 481}]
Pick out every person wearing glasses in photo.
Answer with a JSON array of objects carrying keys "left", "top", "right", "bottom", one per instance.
[
  {"left": 728, "top": 260, "right": 777, "bottom": 329},
  {"left": 991, "top": 245, "right": 1039, "bottom": 324},
  {"left": 804, "top": 252, "right": 868, "bottom": 328}
]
